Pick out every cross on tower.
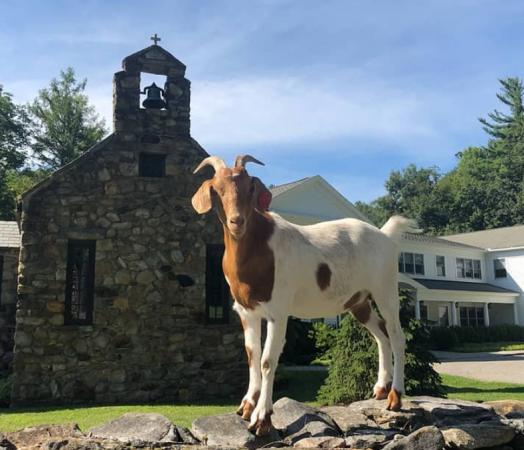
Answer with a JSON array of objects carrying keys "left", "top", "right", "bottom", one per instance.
[{"left": 150, "top": 33, "right": 161, "bottom": 45}]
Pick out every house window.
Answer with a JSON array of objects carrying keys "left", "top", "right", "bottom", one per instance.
[
  {"left": 139, "top": 153, "right": 166, "bottom": 177},
  {"left": 65, "top": 240, "right": 96, "bottom": 325},
  {"left": 206, "top": 244, "right": 230, "bottom": 324},
  {"left": 438, "top": 305, "right": 449, "bottom": 326},
  {"left": 494, "top": 259, "right": 507, "bottom": 278},
  {"left": 456, "top": 258, "right": 481, "bottom": 279},
  {"left": 436, "top": 255, "right": 446, "bottom": 277},
  {"left": 0, "top": 255, "right": 3, "bottom": 307},
  {"left": 398, "top": 252, "right": 424, "bottom": 275},
  {"left": 459, "top": 306, "right": 485, "bottom": 327}
]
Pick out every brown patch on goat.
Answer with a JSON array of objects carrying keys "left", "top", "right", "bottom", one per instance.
[
  {"left": 344, "top": 290, "right": 372, "bottom": 324},
  {"left": 379, "top": 319, "right": 389, "bottom": 337},
  {"left": 240, "top": 390, "right": 260, "bottom": 420},
  {"left": 222, "top": 211, "right": 275, "bottom": 310},
  {"left": 374, "top": 382, "right": 391, "bottom": 400},
  {"left": 316, "top": 263, "right": 332, "bottom": 291},
  {"left": 262, "top": 360, "right": 270, "bottom": 370},
  {"left": 386, "top": 388, "right": 402, "bottom": 411}
]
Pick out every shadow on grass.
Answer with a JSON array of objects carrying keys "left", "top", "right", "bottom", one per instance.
[{"left": 444, "top": 385, "right": 524, "bottom": 395}]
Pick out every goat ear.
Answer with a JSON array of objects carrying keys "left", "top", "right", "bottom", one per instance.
[
  {"left": 252, "top": 177, "right": 272, "bottom": 211},
  {"left": 191, "top": 180, "right": 214, "bottom": 214}
]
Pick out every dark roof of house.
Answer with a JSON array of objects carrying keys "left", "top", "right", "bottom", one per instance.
[
  {"left": 412, "top": 278, "right": 518, "bottom": 294},
  {"left": 0, "top": 221, "right": 20, "bottom": 248},
  {"left": 442, "top": 224, "right": 524, "bottom": 250},
  {"left": 402, "top": 233, "right": 482, "bottom": 250}
]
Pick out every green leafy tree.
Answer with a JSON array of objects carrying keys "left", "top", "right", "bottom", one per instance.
[
  {"left": 29, "top": 67, "right": 107, "bottom": 169},
  {"left": 315, "top": 290, "right": 443, "bottom": 404},
  {"left": 0, "top": 86, "right": 30, "bottom": 219}
]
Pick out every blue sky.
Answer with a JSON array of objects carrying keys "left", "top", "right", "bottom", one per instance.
[{"left": 2, "top": 0, "right": 524, "bottom": 202}]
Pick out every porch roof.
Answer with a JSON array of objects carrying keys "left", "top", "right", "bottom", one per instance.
[{"left": 412, "top": 278, "right": 518, "bottom": 294}]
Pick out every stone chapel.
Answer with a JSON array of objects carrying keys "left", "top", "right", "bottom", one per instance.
[{"left": 9, "top": 42, "right": 245, "bottom": 405}]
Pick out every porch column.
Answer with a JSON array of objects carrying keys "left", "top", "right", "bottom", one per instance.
[
  {"left": 451, "top": 302, "right": 458, "bottom": 326},
  {"left": 514, "top": 303, "right": 520, "bottom": 325},
  {"left": 484, "top": 303, "right": 490, "bottom": 327},
  {"left": 415, "top": 300, "right": 421, "bottom": 320}
]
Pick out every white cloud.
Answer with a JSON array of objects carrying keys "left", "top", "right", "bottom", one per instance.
[{"left": 191, "top": 75, "right": 438, "bottom": 151}]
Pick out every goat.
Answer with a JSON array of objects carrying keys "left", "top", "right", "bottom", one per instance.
[{"left": 191, "top": 155, "right": 414, "bottom": 436}]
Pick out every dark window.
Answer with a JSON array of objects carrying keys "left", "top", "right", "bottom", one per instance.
[
  {"left": 0, "top": 255, "right": 3, "bottom": 306},
  {"left": 494, "top": 259, "right": 507, "bottom": 278},
  {"left": 65, "top": 240, "right": 96, "bottom": 325},
  {"left": 398, "top": 252, "right": 424, "bottom": 275},
  {"left": 456, "top": 258, "right": 481, "bottom": 279},
  {"left": 460, "top": 306, "right": 485, "bottom": 327},
  {"left": 205, "top": 244, "right": 230, "bottom": 324},
  {"left": 436, "top": 255, "right": 446, "bottom": 277},
  {"left": 420, "top": 302, "right": 428, "bottom": 322},
  {"left": 139, "top": 153, "right": 166, "bottom": 177}
]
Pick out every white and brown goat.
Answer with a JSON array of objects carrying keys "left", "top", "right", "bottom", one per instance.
[{"left": 191, "top": 155, "right": 413, "bottom": 436}]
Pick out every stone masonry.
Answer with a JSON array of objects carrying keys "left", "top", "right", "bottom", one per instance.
[
  {"left": 10, "top": 44, "right": 245, "bottom": 405},
  {"left": 0, "top": 243, "right": 19, "bottom": 376}
]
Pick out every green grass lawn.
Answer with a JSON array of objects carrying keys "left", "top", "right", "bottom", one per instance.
[
  {"left": 449, "top": 341, "right": 524, "bottom": 353},
  {"left": 1, "top": 370, "right": 523, "bottom": 433}
]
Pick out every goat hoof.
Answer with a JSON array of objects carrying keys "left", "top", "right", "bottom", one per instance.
[
  {"left": 242, "top": 401, "right": 256, "bottom": 421},
  {"left": 249, "top": 414, "right": 273, "bottom": 436},
  {"left": 373, "top": 382, "right": 391, "bottom": 400},
  {"left": 236, "top": 400, "right": 246, "bottom": 416},
  {"left": 386, "top": 388, "right": 402, "bottom": 411}
]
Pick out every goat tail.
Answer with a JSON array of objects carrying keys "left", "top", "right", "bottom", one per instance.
[{"left": 380, "top": 215, "right": 421, "bottom": 241}]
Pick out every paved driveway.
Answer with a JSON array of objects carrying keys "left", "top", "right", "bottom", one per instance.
[{"left": 433, "top": 350, "right": 524, "bottom": 384}]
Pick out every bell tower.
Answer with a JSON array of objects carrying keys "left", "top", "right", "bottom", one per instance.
[{"left": 113, "top": 36, "right": 190, "bottom": 137}]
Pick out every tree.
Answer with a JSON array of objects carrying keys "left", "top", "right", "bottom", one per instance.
[
  {"left": 479, "top": 78, "right": 524, "bottom": 141},
  {"left": 314, "top": 290, "right": 443, "bottom": 405},
  {"left": 355, "top": 165, "right": 452, "bottom": 234},
  {"left": 29, "top": 67, "right": 107, "bottom": 169},
  {"left": 0, "top": 86, "right": 30, "bottom": 219}
]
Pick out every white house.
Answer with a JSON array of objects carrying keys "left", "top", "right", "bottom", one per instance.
[{"left": 269, "top": 176, "right": 522, "bottom": 327}]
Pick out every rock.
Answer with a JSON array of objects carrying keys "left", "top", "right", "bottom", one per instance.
[
  {"left": 294, "top": 436, "right": 347, "bottom": 448},
  {"left": 44, "top": 438, "right": 104, "bottom": 450},
  {"left": 502, "top": 417, "right": 524, "bottom": 433},
  {"left": 191, "top": 413, "right": 280, "bottom": 449},
  {"left": 273, "top": 397, "right": 340, "bottom": 443},
  {"left": 382, "top": 426, "right": 444, "bottom": 450},
  {"left": 344, "top": 429, "right": 399, "bottom": 449},
  {"left": 174, "top": 425, "right": 199, "bottom": 444},
  {"left": 485, "top": 400, "right": 524, "bottom": 418},
  {"left": 88, "top": 413, "right": 177, "bottom": 443},
  {"left": 345, "top": 398, "right": 424, "bottom": 431},
  {"left": 442, "top": 422, "right": 515, "bottom": 449},
  {"left": 408, "top": 396, "right": 495, "bottom": 427},
  {"left": 6, "top": 424, "right": 83, "bottom": 449},
  {"left": 0, "top": 432, "right": 15, "bottom": 450},
  {"left": 320, "top": 405, "right": 376, "bottom": 433}
]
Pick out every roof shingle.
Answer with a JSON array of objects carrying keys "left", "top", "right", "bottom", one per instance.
[{"left": 0, "top": 221, "right": 20, "bottom": 248}]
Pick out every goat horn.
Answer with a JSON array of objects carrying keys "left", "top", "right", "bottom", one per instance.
[
  {"left": 234, "top": 155, "right": 265, "bottom": 168},
  {"left": 193, "top": 156, "right": 227, "bottom": 174}
]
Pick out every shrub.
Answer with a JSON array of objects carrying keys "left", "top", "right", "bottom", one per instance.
[
  {"left": 315, "top": 290, "right": 444, "bottom": 405},
  {"left": 429, "top": 324, "right": 524, "bottom": 350}
]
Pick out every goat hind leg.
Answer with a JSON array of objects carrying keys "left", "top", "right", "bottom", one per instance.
[{"left": 383, "top": 307, "right": 406, "bottom": 411}]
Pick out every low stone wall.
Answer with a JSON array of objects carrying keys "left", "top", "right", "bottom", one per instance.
[{"left": 2, "top": 396, "right": 524, "bottom": 449}]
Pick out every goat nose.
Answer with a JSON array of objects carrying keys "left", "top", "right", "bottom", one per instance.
[{"left": 230, "top": 216, "right": 245, "bottom": 226}]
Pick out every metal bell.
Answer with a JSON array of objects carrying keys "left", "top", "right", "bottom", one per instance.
[{"left": 142, "top": 82, "right": 167, "bottom": 109}]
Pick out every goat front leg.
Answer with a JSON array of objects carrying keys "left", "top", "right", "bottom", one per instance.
[
  {"left": 249, "top": 317, "right": 287, "bottom": 436},
  {"left": 236, "top": 311, "right": 262, "bottom": 420}
]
